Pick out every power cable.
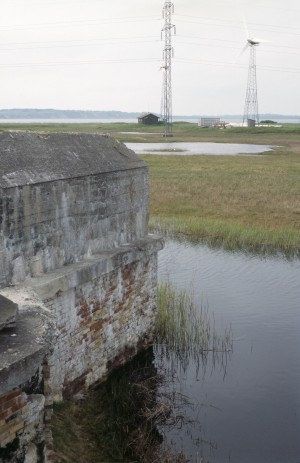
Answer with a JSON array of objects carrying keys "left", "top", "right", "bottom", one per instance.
[
  {"left": 0, "top": 57, "right": 161, "bottom": 68},
  {"left": 174, "top": 17, "right": 300, "bottom": 37},
  {"left": 176, "top": 14, "right": 300, "bottom": 33},
  {"left": 0, "top": 38, "right": 161, "bottom": 52},
  {"left": 0, "top": 16, "right": 161, "bottom": 32},
  {"left": 175, "top": 57, "right": 300, "bottom": 74}
]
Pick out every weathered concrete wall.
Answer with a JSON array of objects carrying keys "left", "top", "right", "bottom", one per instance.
[
  {"left": 0, "top": 132, "right": 163, "bottom": 462},
  {"left": 0, "top": 132, "right": 148, "bottom": 287}
]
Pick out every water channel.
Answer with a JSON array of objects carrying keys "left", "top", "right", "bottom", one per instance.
[
  {"left": 156, "top": 238, "right": 300, "bottom": 462},
  {"left": 125, "top": 142, "right": 276, "bottom": 156}
]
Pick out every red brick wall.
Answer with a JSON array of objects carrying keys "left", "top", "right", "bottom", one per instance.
[{"left": 0, "top": 389, "right": 27, "bottom": 448}]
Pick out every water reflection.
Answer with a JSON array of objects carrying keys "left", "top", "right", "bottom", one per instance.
[{"left": 156, "top": 237, "right": 300, "bottom": 463}]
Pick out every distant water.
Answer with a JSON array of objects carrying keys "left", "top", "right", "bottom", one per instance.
[
  {"left": 126, "top": 142, "right": 275, "bottom": 156},
  {"left": 0, "top": 118, "right": 138, "bottom": 124},
  {"left": 0, "top": 117, "right": 299, "bottom": 124}
]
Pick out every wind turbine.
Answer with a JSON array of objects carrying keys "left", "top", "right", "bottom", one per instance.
[
  {"left": 242, "top": 36, "right": 262, "bottom": 127},
  {"left": 239, "top": 17, "right": 267, "bottom": 127}
]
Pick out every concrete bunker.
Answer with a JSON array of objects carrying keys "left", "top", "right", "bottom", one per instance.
[{"left": 0, "top": 132, "right": 163, "bottom": 462}]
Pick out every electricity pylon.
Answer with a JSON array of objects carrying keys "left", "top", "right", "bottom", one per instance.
[{"left": 161, "top": 1, "right": 175, "bottom": 137}]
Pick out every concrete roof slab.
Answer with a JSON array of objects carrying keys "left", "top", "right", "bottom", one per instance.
[{"left": 0, "top": 132, "right": 145, "bottom": 188}]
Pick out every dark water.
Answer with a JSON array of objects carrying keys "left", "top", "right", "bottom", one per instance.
[{"left": 157, "top": 239, "right": 300, "bottom": 463}]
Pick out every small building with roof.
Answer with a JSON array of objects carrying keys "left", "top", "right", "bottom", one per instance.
[{"left": 138, "top": 113, "right": 160, "bottom": 125}]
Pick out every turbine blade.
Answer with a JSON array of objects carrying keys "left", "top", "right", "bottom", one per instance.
[
  {"left": 236, "top": 42, "right": 249, "bottom": 62},
  {"left": 234, "top": 42, "right": 249, "bottom": 64},
  {"left": 243, "top": 16, "right": 249, "bottom": 38},
  {"left": 251, "top": 37, "right": 270, "bottom": 43}
]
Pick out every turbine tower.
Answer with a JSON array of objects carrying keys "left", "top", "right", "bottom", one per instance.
[
  {"left": 161, "top": 1, "right": 175, "bottom": 137},
  {"left": 243, "top": 38, "right": 260, "bottom": 127}
]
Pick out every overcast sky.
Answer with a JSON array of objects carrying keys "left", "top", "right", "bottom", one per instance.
[{"left": 1, "top": 0, "right": 299, "bottom": 115}]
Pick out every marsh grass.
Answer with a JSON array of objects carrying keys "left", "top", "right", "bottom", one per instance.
[
  {"left": 144, "top": 150, "right": 300, "bottom": 253},
  {"left": 150, "top": 217, "right": 300, "bottom": 256},
  {"left": 155, "top": 282, "right": 233, "bottom": 372}
]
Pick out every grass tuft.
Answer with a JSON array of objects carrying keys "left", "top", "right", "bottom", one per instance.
[{"left": 155, "top": 281, "right": 233, "bottom": 370}]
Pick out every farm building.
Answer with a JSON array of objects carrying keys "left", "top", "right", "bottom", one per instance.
[
  {"left": 199, "top": 117, "right": 221, "bottom": 128},
  {"left": 138, "top": 113, "right": 160, "bottom": 125}
]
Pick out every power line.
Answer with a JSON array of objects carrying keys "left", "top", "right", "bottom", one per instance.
[
  {"left": 0, "top": 54, "right": 298, "bottom": 74},
  {"left": 174, "top": 16, "right": 300, "bottom": 37},
  {"left": 174, "top": 58, "right": 300, "bottom": 74},
  {"left": 0, "top": 16, "right": 161, "bottom": 32},
  {"left": 205, "top": 0, "right": 300, "bottom": 14},
  {"left": 174, "top": 40, "right": 300, "bottom": 56},
  {"left": 6, "top": 0, "right": 119, "bottom": 6},
  {"left": 0, "top": 58, "right": 161, "bottom": 68},
  {"left": 0, "top": 35, "right": 159, "bottom": 48},
  {"left": 0, "top": 38, "right": 160, "bottom": 52},
  {"left": 0, "top": 34, "right": 298, "bottom": 57},
  {"left": 176, "top": 14, "right": 300, "bottom": 33},
  {"left": 175, "top": 33, "right": 300, "bottom": 51}
]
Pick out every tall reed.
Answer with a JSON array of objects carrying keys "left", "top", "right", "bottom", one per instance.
[{"left": 155, "top": 282, "right": 233, "bottom": 370}]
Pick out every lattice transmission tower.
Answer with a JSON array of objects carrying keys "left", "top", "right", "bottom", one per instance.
[
  {"left": 243, "top": 39, "right": 260, "bottom": 127},
  {"left": 161, "top": 1, "right": 176, "bottom": 137}
]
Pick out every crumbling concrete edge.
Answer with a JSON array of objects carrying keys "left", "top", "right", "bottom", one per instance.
[{"left": 0, "top": 288, "right": 56, "bottom": 397}]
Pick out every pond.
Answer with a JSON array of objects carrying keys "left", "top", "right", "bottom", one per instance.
[
  {"left": 156, "top": 238, "right": 300, "bottom": 462},
  {"left": 125, "top": 142, "right": 276, "bottom": 156},
  {"left": 53, "top": 238, "right": 300, "bottom": 462}
]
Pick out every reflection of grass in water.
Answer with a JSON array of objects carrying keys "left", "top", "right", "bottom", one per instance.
[
  {"left": 52, "top": 350, "right": 195, "bottom": 463},
  {"left": 154, "top": 282, "right": 232, "bottom": 459},
  {"left": 155, "top": 282, "right": 233, "bottom": 369}
]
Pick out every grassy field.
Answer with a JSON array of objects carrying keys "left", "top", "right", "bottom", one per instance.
[
  {"left": 1, "top": 120, "right": 300, "bottom": 145},
  {"left": 1, "top": 121, "right": 299, "bottom": 252},
  {"left": 144, "top": 148, "right": 300, "bottom": 253}
]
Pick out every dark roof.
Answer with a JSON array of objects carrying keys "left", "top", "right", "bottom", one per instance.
[
  {"left": 0, "top": 132, "right": 145, "bottom": 188},
  {"left": 138, "top": 113, "right": 159, "bottom": 119}
]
